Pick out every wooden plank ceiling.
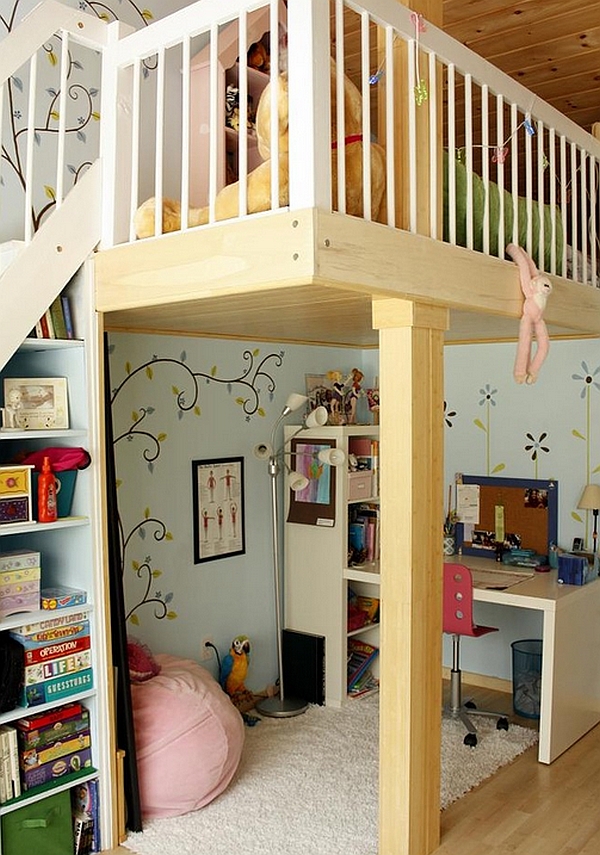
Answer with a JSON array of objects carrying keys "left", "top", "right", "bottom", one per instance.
[{"left": 443, "top": 0, "right": 600, "bottom": 135}]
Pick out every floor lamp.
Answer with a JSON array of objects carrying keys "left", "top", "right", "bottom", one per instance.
[
  {"left": 253, "top": 394, "right": 342, "bottom": 717},
  {"left": 577, "top": 483, "right": 600, "bottom": 553}
]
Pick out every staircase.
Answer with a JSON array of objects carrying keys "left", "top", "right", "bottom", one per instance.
[{"left": 0, "top": 2, "right": 108, "bottom": 370}]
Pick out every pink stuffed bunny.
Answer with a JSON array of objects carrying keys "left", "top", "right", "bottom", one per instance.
[{"left": 506, "top": 243, "right": 552, "bottom": 384}]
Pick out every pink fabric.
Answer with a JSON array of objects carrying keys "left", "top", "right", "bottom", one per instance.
[
  {"left": 131, "top": 654, "right": 245, "bottom": 819},
  {"left": 128, "top": 639, "right": 161, "bottom": 682}
]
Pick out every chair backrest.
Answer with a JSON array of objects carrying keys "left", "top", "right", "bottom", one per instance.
[{"left": 443, "top": 563, "right": 477, "bottom": 637}]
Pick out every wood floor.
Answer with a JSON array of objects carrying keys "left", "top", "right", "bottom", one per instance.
[{"left": 107, "top": 685, "right": 600, "bottom": 855}]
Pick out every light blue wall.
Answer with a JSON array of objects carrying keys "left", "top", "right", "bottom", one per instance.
[
  {"left": 109, "top": 331, "right": 378, "bottom": 691},
  {"left": 444, "top": 336, "right": 600, "bottom": 680}
]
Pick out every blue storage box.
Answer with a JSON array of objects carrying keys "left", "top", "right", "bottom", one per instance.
[{"left": 557, "top": 552, "right": 599, "bottom": 585}]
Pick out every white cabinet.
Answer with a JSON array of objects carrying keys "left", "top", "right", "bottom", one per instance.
[
  {"left": 284, "top": 425, "right": 380, "bottom": 707},
  {"left": 0, "top": 262, "right": 113, "bottom": 852}
]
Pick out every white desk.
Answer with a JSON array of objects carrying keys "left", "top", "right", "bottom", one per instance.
[{"left": 456, "top": 555, "right": 600, "bottom": 764}]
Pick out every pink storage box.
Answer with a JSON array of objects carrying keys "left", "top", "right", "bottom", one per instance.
[{"left": 348, "top": 471, "right": 373, "bottom": 501}]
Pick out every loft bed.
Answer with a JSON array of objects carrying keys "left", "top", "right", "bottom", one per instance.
[{"left": 3, "top": 2, "right": 600, "bottom": 855}]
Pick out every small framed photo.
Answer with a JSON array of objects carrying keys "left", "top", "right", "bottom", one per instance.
[
  {"left": 2, "top": 378, "right": 69, "bottom": 431},
  {"left": 192, "top": 456, "right": 245, "bottom": 564},
  {"left": 572, "top": 537, "right": 584, "bottom": 552}
]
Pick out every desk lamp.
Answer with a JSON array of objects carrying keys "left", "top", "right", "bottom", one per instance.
[{"left": 577, "top": 484, "right": 600, "bottom": 553}]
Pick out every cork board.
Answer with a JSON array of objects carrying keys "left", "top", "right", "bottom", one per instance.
[{"left": 456, "top": 475, "right": 558, "bottom": 558}]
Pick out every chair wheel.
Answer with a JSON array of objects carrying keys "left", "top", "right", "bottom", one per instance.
[
  {"left": 496, "top": 716, "right": 509, "bottom": 731},
  {"left": 464, "top": 732, "right": 478, "bottom": 747},
  {"left": 465, "top": 700, "right": 477, "bottom": 709}
]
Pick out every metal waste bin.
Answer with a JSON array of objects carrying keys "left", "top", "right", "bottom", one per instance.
[{"left": 511, "top": 638, "right": 542, "bottom": 719}]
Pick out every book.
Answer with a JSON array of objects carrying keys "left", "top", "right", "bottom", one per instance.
[
  {"left": 44, "top": 308, "right": 56, "bottom": 338},
  {"left": 49, "top": 295, "right": 68, "bottom": 339},
  {"left": 0, "top": 728, "right": 8, "bottom": 804},
  {"left": 61, "top": 293, "right": 75, "bottom": 339},
  {"left": 72, "top": 778, "right": 100, "bottom": 852},
  {"left": 347, "top": 638, "right": 379, "bottom": 691},
  {"left": 348, "top": 670, "right": 380, "bottom": 699},
  {"left": 6, "top": 726, "right": 20, "bottom": 799}
]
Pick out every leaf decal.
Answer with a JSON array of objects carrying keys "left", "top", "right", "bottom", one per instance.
[
  {"left": 491, "top": 463, "right": 506, "bottom": 473},
  {"left": 572, "top": 429, "right": 586, "bottom": 440},
  {"left": 474, "top": 418, "right": 487, "bottom": 432},
  {"left": 166, "top": 531, "right": 173, "bottom": 541},
  {"left": 47, "top": 51, "right": 57, "bottom": 67},
  {"left": 211, "top": 365, "right": 217, "bottom": 376},
  {"left": 132, "top": 560, "right": 139, "bottom": 571},
  {"left": 572, "top": 511, "right": 584, "bottom": 523},
  {"left": 144, "top": 507, "right": 150, "bottom": 519},
  {"left": 146, "top": 366, "right": 153, "bottom": 379},
  {"left": 157, "top": 433, "right": 167, "bottom": 442},
  {"left": 152, "top": 569, "right": 162, "bottom": 578},
  {"left": 258, "top": 407, "right": 266, "bottom": 417},
  {"left": 129, "top": 614, "right": 140, "bottom": 626},
  {"left": 194, "top": 406, "right": 201, "bottom": 416},
  {"left": 126, "top": 361, "right": 132, "bottom": 374},
  {"left": 167, "top": 611, "right": 178, "bottom": 620}
]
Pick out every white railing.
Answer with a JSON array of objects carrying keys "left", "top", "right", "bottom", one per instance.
[
  {"left": 4, "top": 0, "right": 600, "bottom": 289},
  {"left": 0, "top": 1, "right": 108, "bottom": 247}
]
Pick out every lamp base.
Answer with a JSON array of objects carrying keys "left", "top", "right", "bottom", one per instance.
[{"left": 255, "top": 695, "right": 309, "bottom": 718}]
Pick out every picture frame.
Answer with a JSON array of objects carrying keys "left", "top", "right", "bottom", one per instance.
[
  {"left": 2, "top": 377, "right": 69, "bottom": 431},
  {"left": 192, "top": 456, "right": 245, "bottom": 563},
  {"left": 286, "top": 438, "right": 337, "bottom": 526},
  {"left": 572, "top": 537, "right": 584, "bottom": 552}
]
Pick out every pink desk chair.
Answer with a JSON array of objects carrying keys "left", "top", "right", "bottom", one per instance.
[{"left": 443, "top": 563, "right": 509, "bottom": 746}]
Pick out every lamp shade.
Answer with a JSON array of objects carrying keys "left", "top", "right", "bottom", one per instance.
[
  {"left": 288, "top": 471, "right": 309, "bottom": 492},
  {"left": 317, "top": 447, "right": 346, "bottom": 467},
  {"left": 285, "top": 393, "right": 308, "bottom": 413},
  {"left": 305, "top": 406, "right": 328, "bottom": 429},
  {"left": 253, "top": 442, "right": 273, "bottom": 460},
  {"left": 578, "top": 484, "right": 600, "bottom": 510}
]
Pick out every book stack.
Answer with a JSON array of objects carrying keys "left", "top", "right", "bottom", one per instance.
[
  {"left": 348, "top": 503, "right": 380, "bottom": 566},
  {"left": 10, "top": 611, "right": 93, "bottom": 708},
  {"left": 0, "top": 549, "right": 41, "bottom": 619},
  {"left": 31, "top": 294, "right": 74, "bottom": 340},
  {"left": 347, "top": 638, "right": 379, "bottom": 698},
  {"left": 71, "top": 778, "right": 100, "bottom": 853},
  {"left": 0, "top": 724, "right": 20, "bottom": 802},
  {"left": 17, "top": 702, "right": 92, "bottom": 791}
]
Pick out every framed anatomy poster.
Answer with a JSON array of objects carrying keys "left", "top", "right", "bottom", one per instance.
[{"left": 192, "top": 457, "right": 245, "bottom": 563}]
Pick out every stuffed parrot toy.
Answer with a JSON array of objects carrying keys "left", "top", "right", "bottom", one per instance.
[{"left": 220, "top": 635, "right": 251, "bottom": 697}]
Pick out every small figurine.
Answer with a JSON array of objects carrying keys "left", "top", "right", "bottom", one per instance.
[{"left": 3, "top": 387, "right": 23, "bottom": 429}]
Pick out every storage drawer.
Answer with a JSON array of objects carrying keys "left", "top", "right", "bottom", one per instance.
[
  {"left": 1, "top": 790, "right": 73, "bottom": 855},
  {"left": 348, "top": 471, "right": 373, "bottom": 501}
]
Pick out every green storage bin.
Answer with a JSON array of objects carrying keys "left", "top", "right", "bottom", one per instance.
[{"left": 1, "top": 790, "right": 73, "bottom": 855}]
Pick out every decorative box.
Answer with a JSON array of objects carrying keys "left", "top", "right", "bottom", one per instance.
[
  {"left": 0, "top": 550, "right": 40, "bottom": 572},
  {"left": 0, "top": 567, "right": 41, "bottom": 619},
  {"left": 348, "top": 471, "right": 373, "bottom": 501},
  {"left": 0, "top": 465, "right": 34, "bottom": 525},
  {"left": 22, "top": 745, "right": 92, "bottom": 790}
]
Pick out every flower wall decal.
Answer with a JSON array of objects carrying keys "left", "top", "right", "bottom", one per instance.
[
  {"left": 571, "top": 361, "right": 600, "bottom": 542},
  {"left": 473, "top": 384, "right": 505, "bottom": 475},
  {"left": 524, "top": 431, "right": 550, "bottom": 479}
]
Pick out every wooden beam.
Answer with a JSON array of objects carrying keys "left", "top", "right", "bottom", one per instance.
[{"left": 375, "top": 297, "right": 448, "bottom": 855}]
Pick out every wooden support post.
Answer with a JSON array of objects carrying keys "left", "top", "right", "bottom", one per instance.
[{"left": 373, "top": 297, "right": 448, "bottom": 855}]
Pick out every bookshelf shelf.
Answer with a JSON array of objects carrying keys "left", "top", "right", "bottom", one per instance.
[
  {"left": 0, "top": 263, "right": 111, "bottom": 851},
  {"left": 284, "top": 424, "right": 380, "bottom": 707}
]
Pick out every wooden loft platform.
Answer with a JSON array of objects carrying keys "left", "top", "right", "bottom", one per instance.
[{"left": 96, "top": 209, "right": 600, "bottom": 346}]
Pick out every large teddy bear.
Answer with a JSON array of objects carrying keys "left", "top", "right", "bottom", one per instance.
[{"left": 133, "top": 60, "right": 386, "bottom": 238}]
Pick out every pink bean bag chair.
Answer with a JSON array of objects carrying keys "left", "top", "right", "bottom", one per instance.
[{"left": 130, "top": 652, "right": 245, "bottom": 819}]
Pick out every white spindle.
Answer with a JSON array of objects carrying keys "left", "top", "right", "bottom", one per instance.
[
  {"left": 335, "top": 0, "right": 346, "bottom": 214},
  {"left": 581, "top": 149, "right": 587, "bottom": 285},
  {"left": 361, "top": 10, "right": 371, "bottom": 221},
  {"left": 24, "top": 52, "right": 38, "bottom": 243},
  {"left": 429, "top": 51, "right": 437, "bottom": 239},
  {"left": 128, "top": 57, "right": 141, "bottom": 243},
  {"left": 465, "top": 73, "right": 473, "bottom": 250},
  {"left": 385, "top": 25, "right": 395, "bottom": 229},
  {"left": 447, "top": 63, "right": 456, "bottom": 245},
  {"left": 549, "top": 127, "right": 556, "bottom": 274},
  {"left": 570, "top": 142, "right": 578, "bottom": 281},
  {"left": 590, "top": 157, "right": 598, "bottom": 287},
  {"left": 0, "top": 82, "right": 4, "bottom": 224},
  {"left": 537, "top": 121, "right": 544, "bottom": 271},
  {"left": 154, "top": 47, "right": 165, "bottom": 236},
  {"left": 560, "top": 136, "right": 567, "bottom": 277},
  {"left": 481, "top": 84, "right": 489, "bottom": 255},
  {"left": 511, "top": 102, "right": 518, "bottom": 246},
  {"left": 496, "top": 94, "right": 504, "bottom": 257},
  {"left": 238, "top": 13, "right": 248, "bottom": 218},
  {"left": 408, "top": 39, "right": 417, "bottom": 233},
  {"left": 56, "top": 32, "right": 69, "bottom": 208},
  {"left": 525, "top": 112, "right": 533, "bottom": 257},
  {"left": 180, "top": 36, "right": 191, "bottom": 230},
  {"left": 208, "top": 22, "right": 219, "bottom": 223},
  {"left": 269, "top": 0, "right": 279, "bottom": 211}
]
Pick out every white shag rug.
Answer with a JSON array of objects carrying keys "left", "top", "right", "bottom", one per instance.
[{"left": 124, "top": 695, "right": 537, "bottom": 855}]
